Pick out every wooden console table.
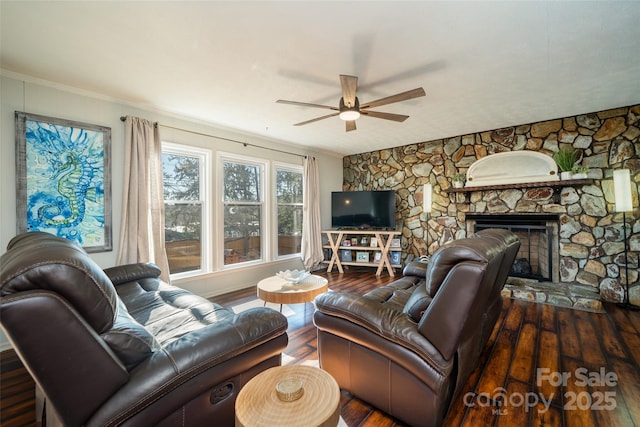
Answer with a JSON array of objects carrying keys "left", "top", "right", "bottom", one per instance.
[{"left": 322, "top": 229, "right": 401, "bottom": 277}]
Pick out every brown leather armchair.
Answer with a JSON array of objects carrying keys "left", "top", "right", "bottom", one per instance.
[
  {"left": 313, "top": 229, "right": 519, "bottom": 427},
  {"left": 0, "top": 232, "right": 288, "bottom": 426}
]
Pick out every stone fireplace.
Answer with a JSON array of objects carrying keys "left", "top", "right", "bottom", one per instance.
[{"left": 342, "top": 104, "right": 640, "bottom": 305}]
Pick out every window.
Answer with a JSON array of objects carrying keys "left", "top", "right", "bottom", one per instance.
[
  {"left": 222, "top": 157, "right": 265, "bottom": 266},
  {"left": 162, "top": 143, "right": 210, "bottom": 275},
  {"left": 162, "top": 145, "right": 303, "bottom": 277},
  {"left": 275, "top": 165, "right": 303, "bottom": 257}
]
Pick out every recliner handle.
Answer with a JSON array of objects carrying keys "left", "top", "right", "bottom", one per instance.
[{"left": 210, "top": 382, "right": 234, "bottom": 405}]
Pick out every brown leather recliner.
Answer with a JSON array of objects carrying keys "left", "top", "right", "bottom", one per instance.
[
  {"left": 0, "top": 232, "right": 289, "bottom": 426},
  {"left": 313, "top": 229, "right": 519, "bottom": 427}
]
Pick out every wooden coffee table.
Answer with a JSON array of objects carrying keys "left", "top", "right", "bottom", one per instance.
[
  {"left": 235, "top": 365, "right": 340, "bottom": 427},
  {"left": 257, "top": 274, "right": 328, "bottom": 311}
]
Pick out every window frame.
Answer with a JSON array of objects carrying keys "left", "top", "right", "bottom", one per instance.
[
  {"left": 217, "top": 152, "right": 270, "bottom": 269},
  {"left": 273, "top": 162, "right": 304, "bottom": 260},
  {"left": 161, "top": 141, "right": 212, "bottom": 279}
]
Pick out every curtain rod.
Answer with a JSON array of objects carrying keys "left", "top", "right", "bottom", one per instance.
[{"left": 120, "top": 116, "right": 307, "bottom": 159}]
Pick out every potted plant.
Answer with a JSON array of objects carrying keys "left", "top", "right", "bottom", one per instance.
[
  {"left": 452, "top": 172, "right": 466, "bottom": 188},
  {"left": 572, "top": 165, "right": 589, "bottom": 179},
  {"left": 553, "top": 147, "right": 576, "bottom": 180}
]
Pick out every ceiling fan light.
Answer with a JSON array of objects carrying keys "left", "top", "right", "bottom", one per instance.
[{"left": 339, "top": 110, "right": 360, "bottom": 121}]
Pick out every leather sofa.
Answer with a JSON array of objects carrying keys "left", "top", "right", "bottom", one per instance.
[
  {"left": 0, "top": 232, "right": 289, "bottom": 426},
  {"left": 313, "top": 229, "right": 520, "bottom": 427}
]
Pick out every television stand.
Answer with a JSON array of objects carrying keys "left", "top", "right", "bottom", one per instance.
[{"left": 322, "top": 229, "right": 402, "bottom": 276}]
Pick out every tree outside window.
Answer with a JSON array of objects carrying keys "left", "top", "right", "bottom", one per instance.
[
  {"left": 162, "top": 150, "right": 204, "bottom": 274},
  {"left": 276, "top": 168, "right": 303, "bottom": 256},
  {"left": 223, "top": 161, "right": 263, "bottom": 265},
  {"left": 163, "top": 147, "right": 301, "bottom": 274}
]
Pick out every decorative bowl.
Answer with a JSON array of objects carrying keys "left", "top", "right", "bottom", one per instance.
[{"left": 276, "top": 269, "right": 311, "bottom": 284}]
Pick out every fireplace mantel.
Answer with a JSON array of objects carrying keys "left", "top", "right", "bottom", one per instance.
[{"left": 444, "top": 178, "right": 593, "bottom": 193}]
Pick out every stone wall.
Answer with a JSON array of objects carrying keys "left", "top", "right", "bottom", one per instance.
[{"left": 343, "top": 105, "right": 640, "bottom": 304}]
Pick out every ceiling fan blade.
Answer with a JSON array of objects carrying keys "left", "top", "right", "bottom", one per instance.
[
  {"left": 360, "top": 110, "right": 409, "bottom": 122},
  {"left": 345, "top": 120, "right": 356, "bottom": 132},
  {"left": 293, "top": 112, "right": 339, "bottom": 126},
  {"left": 339, "top": 75, "right": 358, "bottom": 107},
  {"left": 277, "top": 99, "right": 338, "bottom": 111},
  {"left": 360, "top": 87, "right": 426, "bottom": 109}
]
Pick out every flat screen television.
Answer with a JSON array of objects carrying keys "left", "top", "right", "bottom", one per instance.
[{"left": 331, "top": 190, "right": 396, "bottom": 230}]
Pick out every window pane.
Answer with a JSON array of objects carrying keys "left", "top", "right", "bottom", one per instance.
[
  {"left": 276, "top": 168, "right": 303, "bottom": 256},
  {"left": 278, "top": 205, "right": 302, "bottom": 256},
  {"left": 223, "top": 162, "right": 259, "bottom": 202},
  {"left": 162, "top": 153, "right": 200, "bottom": 201},
  {"left": 276, "top": 170, "right": 303, "bottom": 203},
  {"left": 164, "top": 203, "right": 202, "bottom": 273},
  {"left": 224, "top": 204, "right": 261, "bottom": 265}
]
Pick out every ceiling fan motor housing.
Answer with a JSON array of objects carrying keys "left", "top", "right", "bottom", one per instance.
[{"left": 339, "top": 96, "right": 360, "bottom": 111}]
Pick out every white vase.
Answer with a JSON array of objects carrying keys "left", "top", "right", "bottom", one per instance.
[{"left": 560, "top": 171, "right": 572, "bottom": 180}]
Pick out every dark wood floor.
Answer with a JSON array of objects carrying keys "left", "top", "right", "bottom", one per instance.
[
  {"left": 2, "top": 269, "right": 639, "bottom": 426},
  {"left": 0, "top": 350, "right": 37, "bottom": 427},
  {"left": 213, "top": 269, "right": 640, "bottom": 427}
]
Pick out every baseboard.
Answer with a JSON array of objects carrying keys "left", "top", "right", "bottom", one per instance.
[{"left": 0, "top": 340, "right": 13, "bottom": 353}]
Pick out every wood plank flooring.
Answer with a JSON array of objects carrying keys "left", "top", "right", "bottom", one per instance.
[
  {"left": 0, "top": 350, "right": 37, "bottom": 427},
  {"left": 1, "top": 269, "right": 638, "bottom": 426},
  {"left": 213, "top": 269, "right": 640, "bottom": 427}
]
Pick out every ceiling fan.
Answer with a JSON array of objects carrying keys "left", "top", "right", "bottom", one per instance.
[{"left": 277, "top": 74, "right": 426, "bottom": 132}]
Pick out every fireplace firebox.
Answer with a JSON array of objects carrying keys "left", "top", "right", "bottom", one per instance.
[{"left": 466, "top": 214, "right": 559, "bottom": 282}]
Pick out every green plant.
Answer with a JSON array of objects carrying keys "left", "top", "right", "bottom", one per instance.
[
  {"left": 572, "top": 165, "right": 589, "bottom": 174},
  {"left": 453, "top": 173, "right": 466, "bottom": 183},
  {"left": 553, "top": 147, "right": 576, "bottom": 172}
]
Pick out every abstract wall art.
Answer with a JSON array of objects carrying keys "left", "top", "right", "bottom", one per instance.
[{"left": 15, "top": 112, "right": 112, "bottom": 252}]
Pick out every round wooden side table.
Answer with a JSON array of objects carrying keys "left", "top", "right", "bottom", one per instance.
[
  {"left": 257, "top": 274, "right": 328, "bottom": 311},
  {"left": 235, "top": 365, "right": 340, "bottom": 427}
]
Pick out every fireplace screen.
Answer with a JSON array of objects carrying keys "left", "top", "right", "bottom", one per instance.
[{"left": 468, "top": 214, "right": 558, "bottom": 282}]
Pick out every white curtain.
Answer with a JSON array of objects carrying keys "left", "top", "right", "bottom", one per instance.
[
  {"left": 301, "top": 156, "right": 324, "bottom": 270},
  {"left": 117, "top": 116, "right": 171, "bottom": 283}
]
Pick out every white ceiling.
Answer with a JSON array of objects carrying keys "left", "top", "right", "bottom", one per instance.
[{"left": 2, "top": 1, "right": 640, "bottom": 156}]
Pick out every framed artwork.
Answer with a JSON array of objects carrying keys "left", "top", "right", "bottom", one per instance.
[
  {"left": 356, "top": 251, "right": 369, "bottom": 263},
  {"left": 15, "top": 112, "right": 112, "bottom": 252},
  {"left": 390, "top": 251, "right": 402, "bottom": 265}
]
